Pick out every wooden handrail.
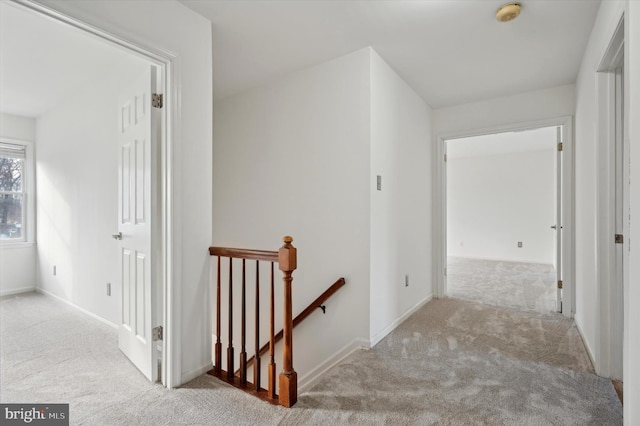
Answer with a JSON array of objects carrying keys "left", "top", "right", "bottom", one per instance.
[
  {"left": 242, "top": 277, "right": 346, "bottom": 371},
  {"left": 209, "top": 246, "right": 279, "bottom": 262}
]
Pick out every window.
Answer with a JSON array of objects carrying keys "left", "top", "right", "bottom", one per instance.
[{"left": 0, "top": 141, "right": 31, "bottom": 242}]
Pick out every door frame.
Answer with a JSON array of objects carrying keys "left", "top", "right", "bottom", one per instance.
[
  {"left": 14, "top": 0, "right": 179, "bottom": 387},
  {"left": 595, "top": 14, "right": 625, "bottom": 380},
  {"left": 433, "top": 116, "right": 575, "bottom": 318}
]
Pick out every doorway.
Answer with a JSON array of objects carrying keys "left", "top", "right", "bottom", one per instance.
[
  {"left": 445, "top": 126, "right": 561, "bottom": 315},
  {"left": 434, "top": 117, "right": 574, "bottom": 319},
  {"left": 3, "top": 0, "right": 174, "bottom": 386}
]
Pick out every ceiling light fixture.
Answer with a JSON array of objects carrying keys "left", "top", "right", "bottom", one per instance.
[{"left": 496, "top": 2, "right": 522, "bottom": 22}]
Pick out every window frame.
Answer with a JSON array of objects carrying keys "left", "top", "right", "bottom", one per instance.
[{"left": 0, "top": 138, "right": 35, "bottom": 245}]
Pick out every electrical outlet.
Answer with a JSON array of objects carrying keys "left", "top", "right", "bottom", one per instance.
[
  {"left": 518, "top": 242, "right": 523, "bottom": 248},
  {"left": 53, "top": 265, "right": 57, "bottom": 275},
  {"left": 405, "top": 274, "right": 409, "bottom": 287},
  {"left": 106, "top": 282, "right": 111, "bottom": 296}
]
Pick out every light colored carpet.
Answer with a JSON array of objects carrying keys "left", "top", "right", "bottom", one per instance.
[
  {"left": 1, "top": 292, "right": 622, "bottom": 425},
  {"left": 447, "top": 257, "right": 558, "bottom": 315}
]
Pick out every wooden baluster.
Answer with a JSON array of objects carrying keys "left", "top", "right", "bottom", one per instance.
[
  {"left": 227, "top": 257, "right": 234, "bottom": 379},
  {"left": 268, "top": 261, "right": 276, "bottom": 399},
  {"left": 254, "top": 260, "right": 261, "bottom": 391},
  {"left": 214, "top": 256, "right": 222, "bottom": 375},
  {"left": 278, "top": 236, "right": 297, "bottom": 407},
  {"left": 239, "top": 259, "right": 247, "bottom": 384}
]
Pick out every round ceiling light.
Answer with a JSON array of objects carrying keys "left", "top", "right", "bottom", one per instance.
[{"left": 496, "top": 3, "right": 522, "bottom": 22}]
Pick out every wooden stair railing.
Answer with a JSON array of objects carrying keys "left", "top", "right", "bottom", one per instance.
[
  {"left": 207, "top": 236, "right": 298, "bottom": 407},
  {"left": 241, "top": 277, "right": 346, "bottom": 373}
]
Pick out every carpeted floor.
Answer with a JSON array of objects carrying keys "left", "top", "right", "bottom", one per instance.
[
  {"left": 447, "top": 257, "right": 558, "bottom": 315},
  {"left": 1, "top": 292, "right": 622, "bottom": 425}
]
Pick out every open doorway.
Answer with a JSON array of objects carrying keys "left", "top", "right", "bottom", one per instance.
[
  {"left": 0, "top": 0, "right": 171, "bottom": 385},
  {"left": 444, "top": 126, "right": 563, "bottom": 315}
]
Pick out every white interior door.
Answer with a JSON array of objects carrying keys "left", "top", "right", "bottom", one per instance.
[
  {"left": 117, "top": 67, "right": 158, "bottom": 381},
  {"left": 555, "top": 126, "right": 563, "bottom": 313}
]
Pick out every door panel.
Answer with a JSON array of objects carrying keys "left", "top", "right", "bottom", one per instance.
[{"left": 118, "top": 67, "right": 157, "bottom": 381}]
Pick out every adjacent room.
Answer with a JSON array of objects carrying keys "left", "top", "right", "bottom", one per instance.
[
  {"left": 0, "top": 0, "right": 159, "bottom": 379},
  {"left": 446, "top": 126, "right": 560, "bottom": 315}
]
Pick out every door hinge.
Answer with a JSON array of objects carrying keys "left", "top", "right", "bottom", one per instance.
[
  {"left": 152, "top": 325, "right": 163, "bottom": 341},
  {"left": 557, "top": 142, "right": 563, "bottom": 152},
  {"left": 615, "top": 234, "right": 624, "bottom": 244},
  {"left": 444, "top": 154, "right": 447, "bottom": 162},
  {"left": 557, "top": 280, "right": 563, "bottom": 289},
  {"left": 152, "top": 93, "right": 163, "bottom": 109}
]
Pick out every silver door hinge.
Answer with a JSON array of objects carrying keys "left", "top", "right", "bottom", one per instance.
[
  {"left": 615, "top": 234, "right": 624, "bottom": 244},
  {"left": 152, "top": 325, "right": 163, "bottom": 341},
  {"left": 557, "top": 142, "right": 563, "bottom": 152},
  {"left": 557, "top": 280, "right": 563, "bottom": 289},
  {"left": 152, "top": 93, "right": 163, "bottom": 109}
]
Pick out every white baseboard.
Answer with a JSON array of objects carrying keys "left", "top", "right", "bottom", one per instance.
[
  {"left": 36, "top": 288, "right": 118, "bottom": 330},
  {"left": 574, "top": 318, "right": 596, "bottom": 371},
  {"left": 447, "top": 255, "right": 554, "bottom": 266},
  {"left": 181, "top": 364, "right": 213, "bottom": 386},
  {"left": 298, "top": 337, "right": 370, "bottom": 393},
  {"left": 0, "top": 286, "right": 36, "bottom": 297},
  {"left": 369, "top": 293, "right": 433, "bottom": 347}
]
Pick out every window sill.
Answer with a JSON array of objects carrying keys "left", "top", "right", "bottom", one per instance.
[{"left": 0, "top": 241, "right": 36, "bottom": 250}]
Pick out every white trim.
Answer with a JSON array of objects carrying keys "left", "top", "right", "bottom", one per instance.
[
  {"left": 36, "top": 288, "right": 118, "bottom": 329},
  {"left": 434, "top": 116, "right": 575, "bottom": 319},
  {"left": 298, "top": 337, "right": 370, "bottom": 393},
  {"left": 0, "top": 137, "right": 35, "bottom": 245},
  {"left": 370, "top": 293, "right": 433, "bottom": 347},
  {"left": 12, "top": 0, "right": 179, "bottom": 388},
  {"left": 0, "top": 241, "right": 35, "bottom": 250},
  {"left": 575, "top": 317, "right": 597, "bottom": 372},
  {"left": 181, "top": 364, "right": 212, "bottom": 385},
  {"left": 0, "top": 286, "right": 36, "bottom": 297},
  {"left": 447, "top": 255, "right": 556, "bottom": 266},
  {"left": 595, "top": 15, "right": 625, "bottom": 380}
]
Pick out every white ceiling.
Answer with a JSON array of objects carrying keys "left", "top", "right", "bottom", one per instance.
[
  {"left": 0, "top": 1, "right": 147, "bottom": 118},
  {"left": 181, "top": 0, "right": 601, "bottom": 107},
  {"left": 447, "top": 125, "right": 557, "bottom": 159},
  {"left": 0, "top": 1, "right": 601, "bottom": 118}
]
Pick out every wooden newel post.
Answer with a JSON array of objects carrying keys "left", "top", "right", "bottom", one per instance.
[{"left": 278, "top": 235, "right": 297, "bottom": 407}]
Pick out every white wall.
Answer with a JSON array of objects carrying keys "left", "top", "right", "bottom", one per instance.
[
  {"left": 213, "top": 47, "right": 433, "bottom": 385},
  {"left": 369, "top": 51, "right": 432, "bottom": 345},
  {"left": 36, "top": 61, "right": 147, "bottom": 325},
  {"left": 213, "top": 48, "right": 372, "bottom": 386},
  {"left": 36, "top": 0, "right": 213, "bottom": 387},
  {"left": 432, "top": 84, "right": 576, "bottom": 138},
  {"left": 0, "top": 113, "right": 37, "bottom": 296},
  {"left": 447, "top": 148, "right": 556, "bottom": 265},
  {"left": 573, "top": 0, "right": 625, "bottom": 375},
  {"left": 0, "top": 113, "right": 36, "bottom": 141},
  {"left": 625, "top": 0, "right": 640, "bottom": 422}
]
